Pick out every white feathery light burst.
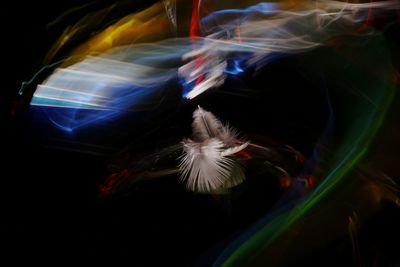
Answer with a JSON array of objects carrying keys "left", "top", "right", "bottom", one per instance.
[{"left": 179, "top": 106, "right": 249, "bottom": 193}]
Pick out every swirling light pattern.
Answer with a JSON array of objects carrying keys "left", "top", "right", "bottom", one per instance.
[
  {"left": 28, "top": 0, "right": 399, "bottom": 130},
  {"left": 22, "top": 1, "right": 400, "bottom": 266}
]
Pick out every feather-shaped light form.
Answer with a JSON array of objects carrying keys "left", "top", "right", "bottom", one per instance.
[{"left": 179, "top": 106, "right": 248, "bottom": 193}]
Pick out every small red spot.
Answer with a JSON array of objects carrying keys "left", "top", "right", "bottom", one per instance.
[
  {"left": 238, "top": 150, "right": 252, "bottom": 160},
  {"left": 280, "top": 176, "right": 292, "bottom": 189},
  {"left": 99, "top": 169, "right": 128, "bottom": 194},
  {"left": 305, "top": 175, "right": 316, "bottom": 188},
  {"left": 298, "top": 175, "right": 316, "bottom": 190}
]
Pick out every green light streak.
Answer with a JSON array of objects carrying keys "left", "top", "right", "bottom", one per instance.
[{"left": 219, "top": 33, "right": 397, "bottom": 267}]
